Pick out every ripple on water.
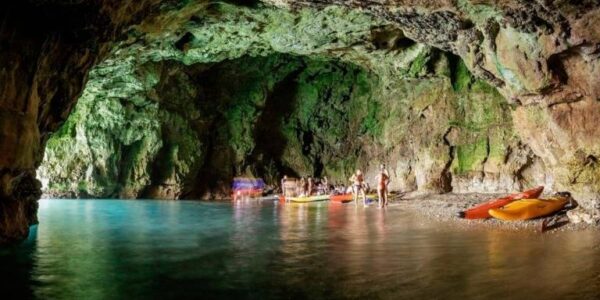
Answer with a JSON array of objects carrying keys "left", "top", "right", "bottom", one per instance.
[{"left": 1, "top": 199, "right": 599, "bottom": 299}]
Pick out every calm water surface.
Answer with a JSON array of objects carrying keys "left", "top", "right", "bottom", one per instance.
[{"left": 2, "top": 199, "right": 599, "bottom": 299}]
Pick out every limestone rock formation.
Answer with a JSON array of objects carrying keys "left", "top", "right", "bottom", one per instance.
[
  {"left": 39, "top": 4, "right": 539, "bottom": 200},
  {"left": 1, "top": 0, "right": 600, "bottom": 243},
  {"left": 264, "top": 0, "right": 600, "bottom": 207}
]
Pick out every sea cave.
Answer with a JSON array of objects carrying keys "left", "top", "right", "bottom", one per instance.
[{"left": 2, "top": 1, "right": 600, "bottom": 298}]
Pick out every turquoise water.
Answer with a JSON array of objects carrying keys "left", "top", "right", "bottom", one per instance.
[{"left": 2, "top": 199, "right": 600, "bottom": 299}]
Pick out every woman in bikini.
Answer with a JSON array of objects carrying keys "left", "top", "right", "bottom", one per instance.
[
  {"left": 349, "top": 169, "right": 367, "bottom": 206},
  {"left": 377, "top": 164, "right": 390, "bottom": 208}
]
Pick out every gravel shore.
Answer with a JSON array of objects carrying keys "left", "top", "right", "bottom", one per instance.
[{"left": 387, "top": 192, "right": 596, "bottom": 232}]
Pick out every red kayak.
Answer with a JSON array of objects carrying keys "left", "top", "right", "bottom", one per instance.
[
  {"left": 458, "top": 186, "right": 544, "bottom": 219},
  {"left": 330, "top": 194, "right": 353, "bottom": 203}
]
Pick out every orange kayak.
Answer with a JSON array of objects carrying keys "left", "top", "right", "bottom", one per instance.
[
  {"left": 489, "top": 196, "right": 568, "bottom": 221},
  {"left": 458, "top": 186, "right": 544, "bottom": 219}
]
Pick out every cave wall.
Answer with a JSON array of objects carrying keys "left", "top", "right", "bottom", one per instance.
[
  {"left": 37, "top": 2, "right": 558, "bottom": 199},
  {"left": 264, "top": 0, "right": 600, "bottom": 206},
  {"left": 0, "top": 0, "right": 170, "bottom": 244},
  {"left": 40, "top": 49, "right": 541, "bottom": 199}
]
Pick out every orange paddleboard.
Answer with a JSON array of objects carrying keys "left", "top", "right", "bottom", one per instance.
[
  {"left": 330, "top": 194, "right": 378, "bottom": 204},
  {"left": 330, "top": 194, "right": 353, "bottom": 203},
  {"left": 458, "top": 186, "right": 544, "bottom": 219}
]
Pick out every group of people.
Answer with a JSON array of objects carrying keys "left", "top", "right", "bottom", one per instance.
[
  {"left": 281, "top": 175, "right": 331, "bottom": 197},
  {"left": 280, "top": 164, "right": 391, "bottom": 208},
  {"left": 349, "top": 164, "right": 390, "bottom": 208}
]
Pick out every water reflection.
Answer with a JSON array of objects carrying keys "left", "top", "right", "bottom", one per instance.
[{"left": 0, "top": 199, "right": 599, "bottom": 299}]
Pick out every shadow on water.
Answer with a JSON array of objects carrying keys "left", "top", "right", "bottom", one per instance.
[
  {"left": 4, "top": 199, "right": 600, "bottom": 299},
  {"left": 0, "top": 225, "right": 37, "bottom": 299}
]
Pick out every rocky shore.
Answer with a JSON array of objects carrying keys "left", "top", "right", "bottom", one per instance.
[{"left": 389, "top": 192, "right": 600, "bottom": 232}]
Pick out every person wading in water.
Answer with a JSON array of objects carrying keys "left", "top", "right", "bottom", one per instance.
[
  {"left": 349, "top": 169, "right": 367, "bottom": 206},
  {"left": 281, "top": 175, "right": 289, "bottom": 199},
  {"left": 298, "top": 177, "right": 306, "bottom": 196},
  {"left": 377, "top": 164, "right": 390, "bottom": 208},
  {"left": 322, "top": 176, "right": 329, "bottom": 194}
]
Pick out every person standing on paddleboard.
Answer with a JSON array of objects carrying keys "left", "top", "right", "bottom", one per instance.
[
  {"left": 350, "top": 170, "right": 367, "bottom": 206},
  {"left": 377, "top": 164, "right": 390, "bottom": 208}
]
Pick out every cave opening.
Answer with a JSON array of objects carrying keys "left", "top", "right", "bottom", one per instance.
[
  {"left": 38, "top": 53, "right": 381, "bottom": 199},
  {"left": 5, "top": 0, "right": 599, "bottom": 256},
  {"left": 30, "top": 0, "right": 544, "bottom": 201},
  {"left": 37, "top": 38, "right": 532, "bottom": 201},
  {"left": 4, "top": 3, "right": 600, "bottom": 298}
]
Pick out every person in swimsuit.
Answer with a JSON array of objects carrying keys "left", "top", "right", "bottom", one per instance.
[
  {"left": 307, "top": 177, "right": 314, "bottom": 196},
  {"left": 281, "top": 175, "right": 288, "bottom": 198},
  {"left": 322, "top": 176, "right": 329, "bottom": 194},
  {"left": 377, "top": 164, "right": 390, "bottom": 207},
  {"left": 299, "top": 177, "right": 306, "bottom": 196},
  {"left": 349, "top": 169, "right": 367, "bottom": 206}
]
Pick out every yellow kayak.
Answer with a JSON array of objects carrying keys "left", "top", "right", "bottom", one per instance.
[
  {"left": 488, "top": 197, "right": 568, "bottom": 221},
  {"left": 287, "top": 195, "right": 330, "bottom": 203}
]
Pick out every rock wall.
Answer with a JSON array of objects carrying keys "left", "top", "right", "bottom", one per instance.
[
  {"left": 264, "top": 0, "right": 600, "bottom": 207},
  {"left": 39, "top": 3, "right": 544, "bottom": 199},
  {"left": 0, "top": 0, "right": 166, "bottom": 244}
]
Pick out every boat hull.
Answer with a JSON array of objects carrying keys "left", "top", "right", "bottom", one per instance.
[
  {"left": 459, "top": 186, "right": 544, "bottom": 219},
  {"left": 489, "top": 197, "right": 568, "bottom": 221}
]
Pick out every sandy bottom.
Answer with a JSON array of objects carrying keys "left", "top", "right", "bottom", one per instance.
[{"left": 385, "top": 191, "right": 596, "bottom": 233}]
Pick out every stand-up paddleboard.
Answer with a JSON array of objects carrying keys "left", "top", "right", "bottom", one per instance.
[
  {"left": 286, "top": 195, "right": 330, "bottom": 203},
  {"left": 255, "top": 195, "right": 279, "bottom": 201},
  {"left": 330, "top": 194, "right": 378, "bottom": 204},
  {"left": 489, "top": 196, "right": 568, "bottom": 221},
  {"left": 458, "top": 186, "right": 544, "bottom": 219}
]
